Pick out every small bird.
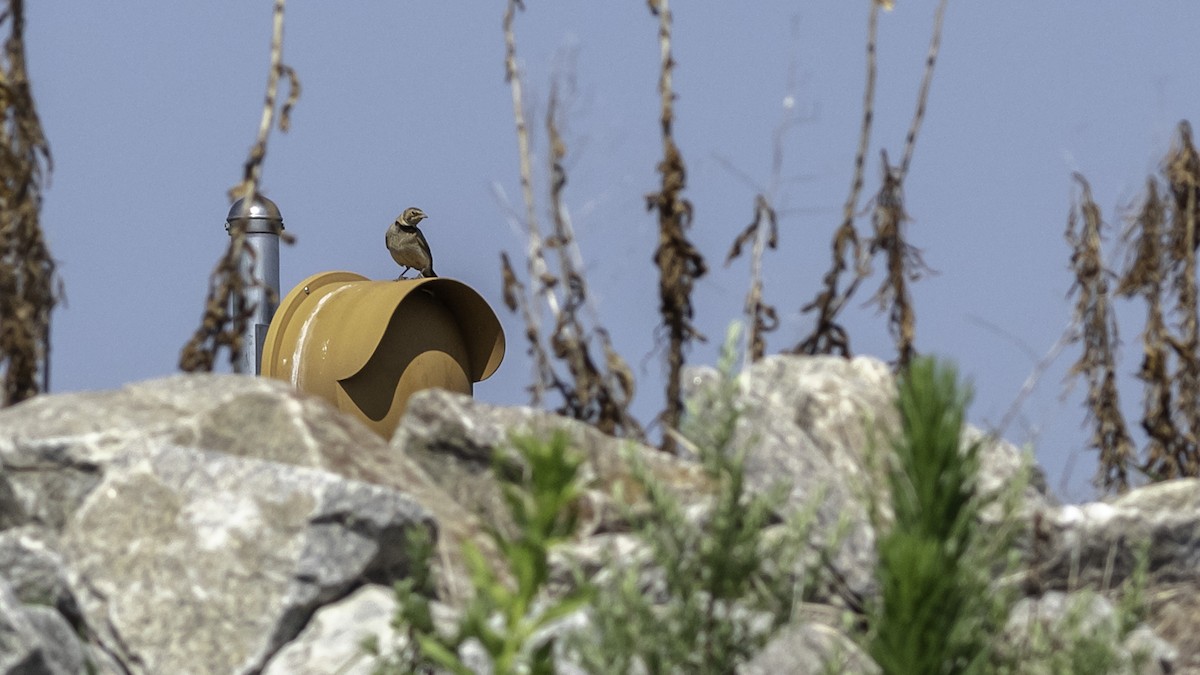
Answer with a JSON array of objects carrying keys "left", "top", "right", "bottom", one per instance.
[{"left": 386, "top": 207, "right": 436, "bottom": 279}]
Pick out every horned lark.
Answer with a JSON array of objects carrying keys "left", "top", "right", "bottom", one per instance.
[{"left": 386, "top": 207, "right": 436, "bottom": 278}]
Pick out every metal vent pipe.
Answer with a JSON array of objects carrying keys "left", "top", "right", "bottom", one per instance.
[{"left": 225, "top": 194, "right": 283, "bottom": 375}]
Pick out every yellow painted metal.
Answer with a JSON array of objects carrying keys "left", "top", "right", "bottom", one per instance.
[{"left": 261, "top": 271, "right": 505, "bottom": 438}]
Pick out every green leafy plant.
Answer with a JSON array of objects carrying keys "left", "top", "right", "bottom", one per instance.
[
  {"left": 868, "top": 356, "right": 1000, "bottom": 675},
  {"left": 996, "top": 573, "right": 1153, "bottom": 675},
  {"left": 572, "top": 325, "right": 819, "bottom": 674},
  {"left": 1115, "top": 540, "right": 1151, "bottom": 637},
  {"left": 365, "top": 526, "right": 437, "bottom": 674},
  {"left": 380, "top": 431, "right": 592, "bottom": 675}
]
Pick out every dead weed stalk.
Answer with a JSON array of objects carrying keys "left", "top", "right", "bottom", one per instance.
[
  {"left": 500, "top": 0, "right": 556, "bottom": 409},
  {"left": 0, "top": 0, "right": 56, "bottom": 406},
  {"left": 498, "top": 2, "right": 641, "bottom": 439},
  {"left": 1146, "top": 121, "right": 1200, "bottom": 479},
  {"left": 1066, "top": 174, "right": 1136, "bottom": 492},
  {"left": 795, "top": 0, "right": 946, "bottom": 368},
  {"left": 1070, "top": 121, "right": 1200, "bottom": 490},
  {"left": 725, "top": 194, "right": 778, "bottom": 363},
  {"left": 793, "top": 2, "right": 880, "bottom": 358},
  {"left": 1115, "top": 180, "right": 1185, "bottom": 483},
  {"left": 721, "top": 31, "right": 805, "bottom": 365},
  {"left": 646, "top": 0, "right": 706, "bottom": 451},
  {"left": 179, "top": 0, "right": 298, "bottom": 373}
]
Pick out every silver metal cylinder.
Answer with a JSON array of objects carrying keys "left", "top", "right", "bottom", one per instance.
[{"left": 226, "top": 194, "right": 284, "bottom": 375}]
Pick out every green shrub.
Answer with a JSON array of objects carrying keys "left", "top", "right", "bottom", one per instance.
[
  {"left": 571, "top": 325, "right": 819, "bottom": 674},
  {"left": 379, "top": 431, "right": 592, "bottom": 675},
  {"left": 868, "top": 356, "right": 996, "bottom": 675}
]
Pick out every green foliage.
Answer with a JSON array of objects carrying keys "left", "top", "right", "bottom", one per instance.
[
  {"left": 1116, "top": 539, "right": 1151, "bottom": 637},
  {"left": 866, "top": 356, "right": 1159, "bottom": 675},
  {"left": 367, "top": 527, "right": 438, "bottom": 674},
  {"left": 995, "top": 588, "right": 1150, "bottom": 675},
  {"left": 375, "top": 348, "right": 1157, "bottom": 675},
  {"left": 1021, "top": 598, "right": 1124, "bottom": 675},
  {"left": 572, "top": 324, "right": 817, "bottom": 674},
  {"left": 869, "top": 356, "right": 997, "bottom": 675},
  {"left": 379, "top": 431, "right": 592, "bottom": 675}
]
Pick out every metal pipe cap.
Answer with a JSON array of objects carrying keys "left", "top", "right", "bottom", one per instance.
[{"left": 226, "top": 194, "right": 285, "bottom": 234}]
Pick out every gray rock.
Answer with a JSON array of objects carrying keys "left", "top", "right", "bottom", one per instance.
[
  {"left": 263, "top": 584, "right": 400, "bottom": 675},
  {"left": 0, "top": 526, "right": 78, "bottom": 623},
  {"left": 739, "top": 621, "right": 880, "bottom": 675},
  {"left": 23, "top": 605, "right": 85, "bottom": 675},
  {"left": 0, "top": 576, "right": 80, "bottom": 675},
  {"left": 396, "top": 387, "right": 714, "bottom": 541},
  {"left": 0, "top": 576, "right": 45, "bottom": 674},
  {"left": 62, "top": 444, "right": 433, "bottom": 675},
  {"left": 722, "top": 355, "right": 896, "bottom": 604},
  {"left": 718, "top": 355, "right": 1047, "bottom": 607},
  {"left": 0, "top": 356, "right": 1193, "bottom": 675},
  {"left": 1033, "top": 479, "right": 1200, "bottom": 590},
  {"left": 1003, "top": 591, "right": 1176, "bottom": 675},
  {"left": 1124, "top": 625, "right": 1180, "bottom": 675},
  {"left": 0, "top": 374, "right": 485, "bottom": 606},
  {"left": 1025, "top": 479, "right": 1200, "bottom": 668}
]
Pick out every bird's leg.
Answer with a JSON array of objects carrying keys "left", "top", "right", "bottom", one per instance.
[{"left": 395, "top": 266, "right": 413, "bottom": 281}]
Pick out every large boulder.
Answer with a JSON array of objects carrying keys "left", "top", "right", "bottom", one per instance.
[
  {"left": 690, "top": 355, "right": 1049, "bottom": 606},
  {"left": 394, "top": 386, "right": 713, "bottom": 541},
  {"left": 63, "top": 444, "right": 430, "bottom": 674},
  {"left": 0, "top": 375, "right": 485, "bottom": 603},
  {"left": 0, "top": 375, "right": 442, "bottom": 673}
]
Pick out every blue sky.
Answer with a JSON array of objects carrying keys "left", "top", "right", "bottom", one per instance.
[{"left": 25, "top": 2, "right": 1200, "bottom": 501}]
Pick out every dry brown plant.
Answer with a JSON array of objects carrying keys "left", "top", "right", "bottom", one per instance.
[
  {"left": 792, "top": 2, "right": 880, "bottom": 358},
  {"left": 0, "top": 1, "right": 54, "bottom": 405},
  {"left": 179, "top": 0, "right": 299, "bottom": 373},
  {"left": 0, "top": 0, "right": 56, "bottom": 406},
  {"left": 544, "top": 89, "right": 642, "bottom": 438},
  {"left": 864, "top": 150, "right": 929, "bottom": 369},
  {"left": 1166, "top": 121, "right": 1200, "bottom": 243},
  {"left": 1137, "top": 120, "right": 1200, "bottom": 478},
  {"left": 1115, "top": 180, "right": 1187, "bottom": 482},
  {"left": 795, "top": 0, "right": 946, "bottom": 368},
  {"left": 646, "top": 0, "right": 706, "bottom": 451},
  {"left": 725, "top": 194, "right": 779, "bottom": 363},
  {"left": 1150, "top": 122, "right": 1200, "bottom": 478},
  {"left": 1068, "top": 122, "right": 1200, "bottom": 490},
  {"left": 501, "top": 0, "right": 556, "bottom": 408},
  {"left": 500, "top": 250, "right": 559, "bottom": 408},
  {"left": 1066, "top": 174, "right": 1135, "bottom": 492},
  {"left": 498, "top": 2, "right": 641, "bottom": 439},
  {"left": 721, "top": 36, "right": 806, "bottom": 365}
]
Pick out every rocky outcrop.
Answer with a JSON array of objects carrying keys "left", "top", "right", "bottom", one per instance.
[
  {"left": 65, "top": 445, "right": 430, "bottom": 674},
  {"left": 263, "top": 584, "right": 401, "bottom": 675},
  {"left": 1000, "top": 591, "right": 1177, "bottom": 675},
  {"left": 0, "top": 376, "right": 444, "bottom": 674},
  {"left": 0, "top": 356, "right": 1192, "bottom": 673},
  {"left": 1028, "top": 478, "right": 1200, "bottom": 671}
]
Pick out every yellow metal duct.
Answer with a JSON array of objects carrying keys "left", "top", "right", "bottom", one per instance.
[{"left": 262, "top": 271, "right": 505, "bottom": 438}]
